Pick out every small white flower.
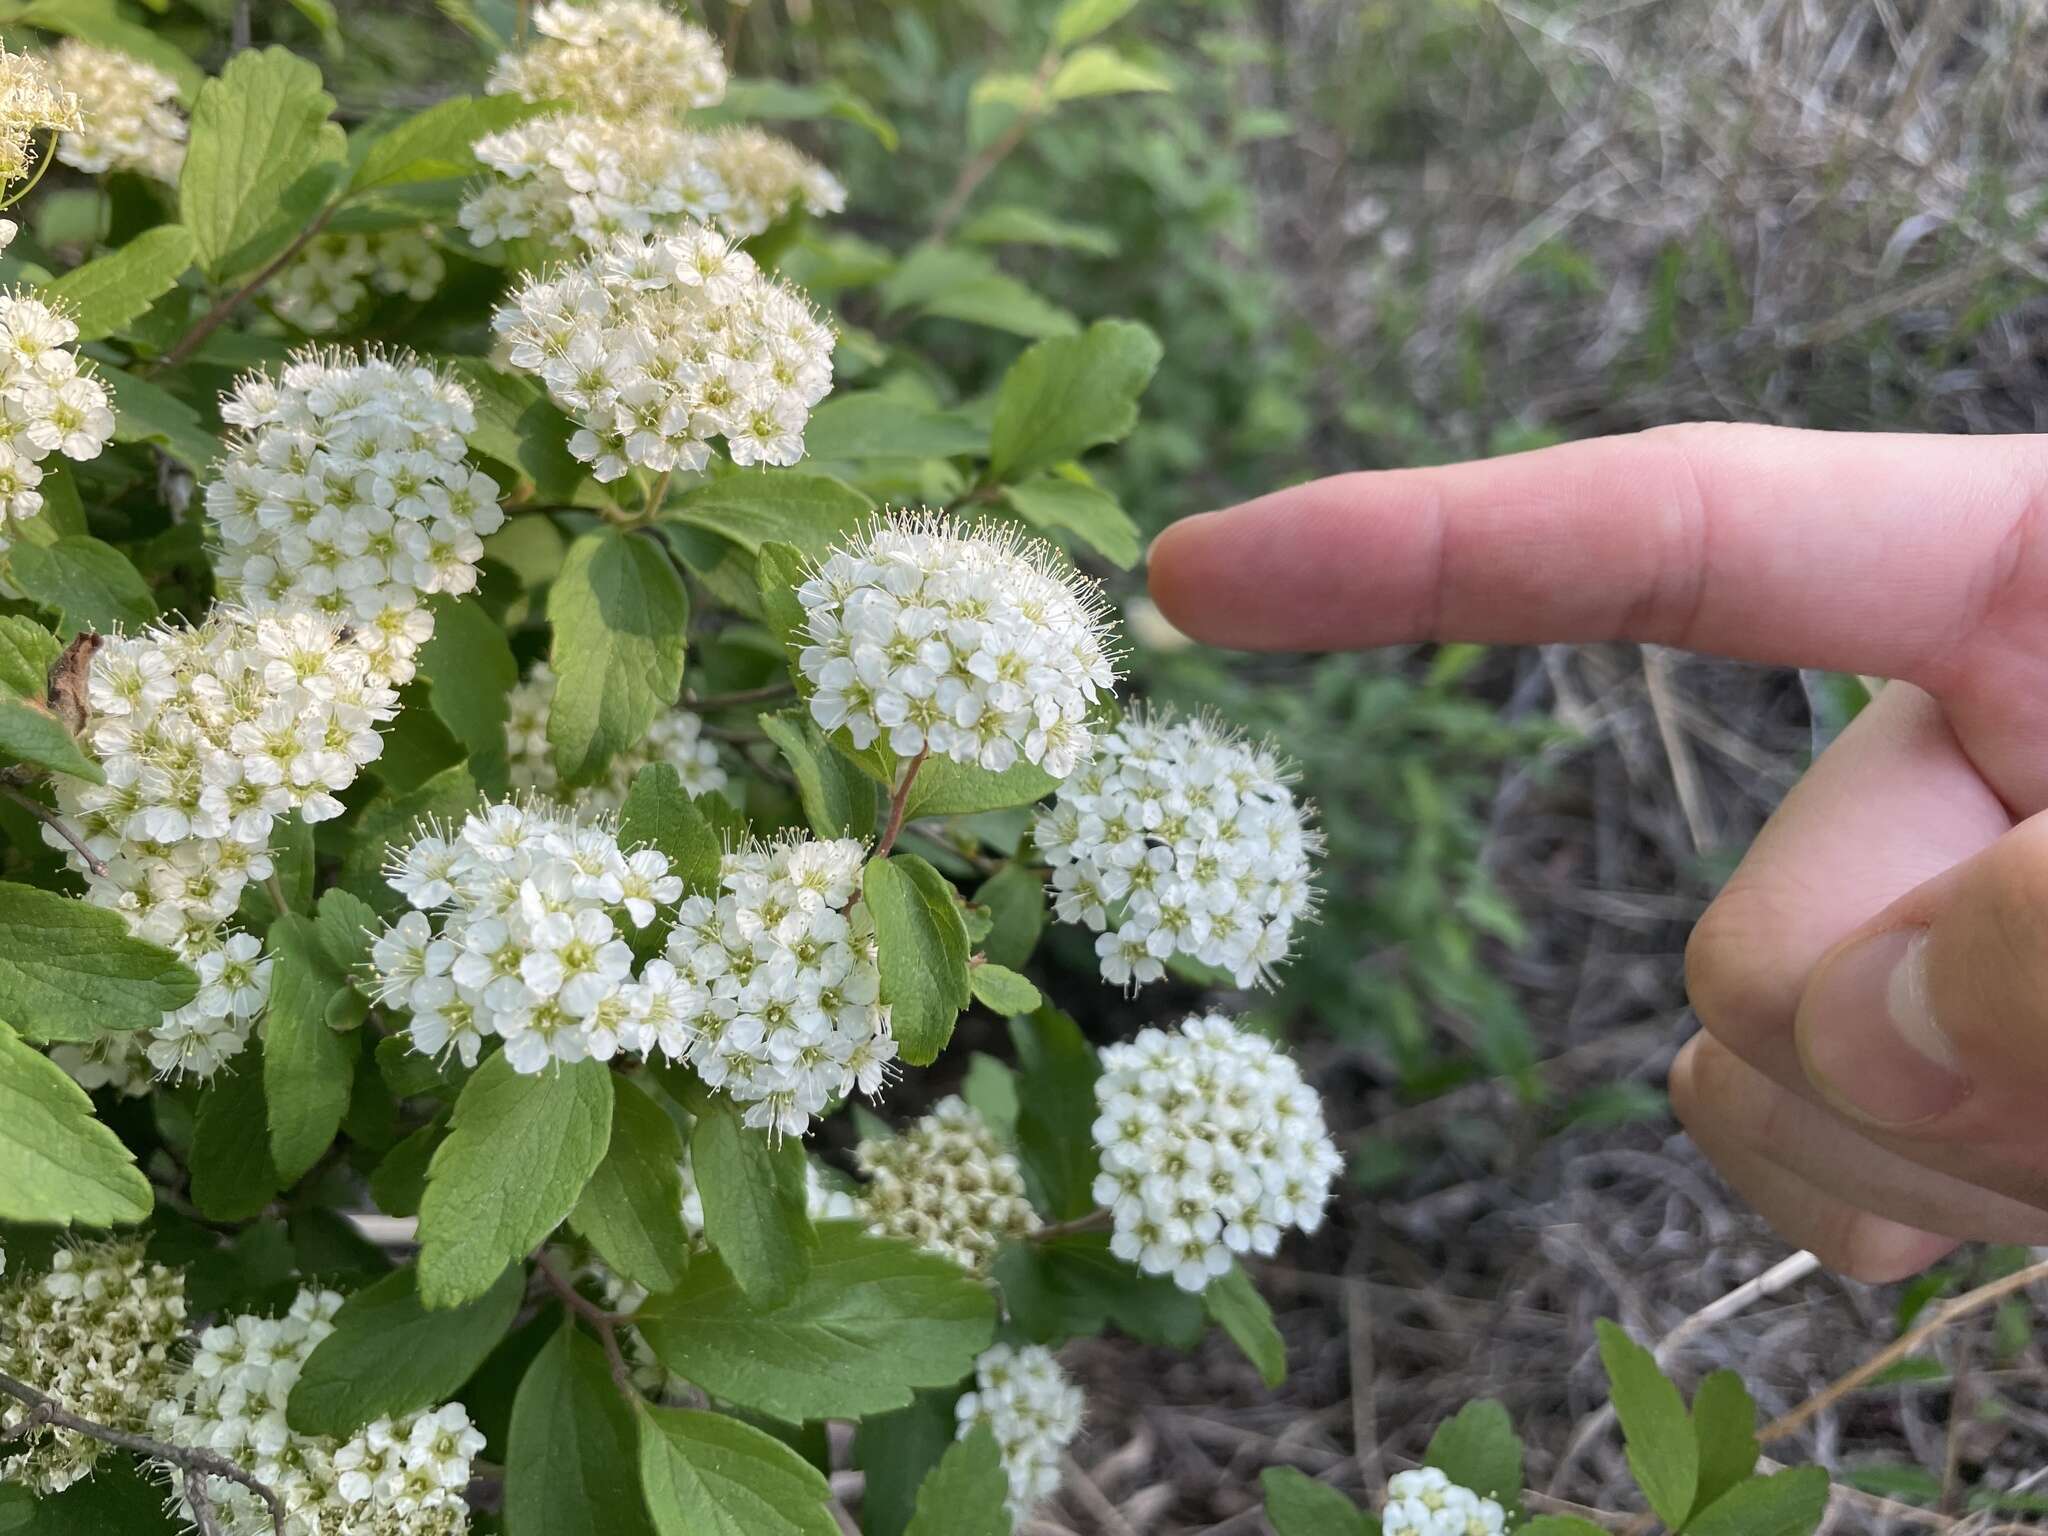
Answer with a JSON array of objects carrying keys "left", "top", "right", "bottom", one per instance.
[
  {"left": 487, "top": 0, "right": 727, "bottom": 118},
  {"left": 48, "top": 41, "right": 183, "bottom": 182},
  {"left": 954, "top": 1344, "right": 1084, "bottom": 1522},
  {"left": 1382, "top": 1467, "right": 1509, "bottom": 1536}
]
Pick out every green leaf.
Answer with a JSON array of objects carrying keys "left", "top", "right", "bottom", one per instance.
[
  {"left": 1048, "top": 46, "right": 1173, "bottom": 101},
  {"left": 188, "top": 1065, "right": 282, "bottom": 1221},
  {"left": 547, "top": 529, "right": 689, "bottom": 786},
  {"left": 1052, "top": 0, "right": 1142, "bottom": 48},
  {"left": 444, "top": 360, "right": 586, "bottom": 503},
  {"left": 0, "top": 1026, "right": 151, "bottom": 1226},
  {"left": 180, "top": 47, "right": 343, "bottom": 282},
  {"left": 987, "top": 319, "right": 1164, "bottom": 483},
  {"left": 759, "top": 711, "right": 877, "bottom": 841},
  {"left": 1259, "top": 1466, "right": 1372, "bottom": 1536},
  {"left": 1203, "top": 1263, "right": 1286, "bottom": 1388},
  {"left": 993, "top": 1233, "right": 1204, "bottom": 1349},
  {"left": 1001, "top": 477, "right": 1141, "bottom": 568},
  {"left": 417, "top": 1054, "right": 615, "bottom": 1308},
  {"left": 10, "top": 536, "right": 156, "bottom": 637},
  {"left": 1689, "top": 1370, "right": 1761, "bottom": 1521},
  {"left": 967, "top": 962, "right": 1040, "bottom": 1017},
  {"left": 617, "top": 763, "right": 724, "bottom": 896},
  {"left": 571, "top": 1075, "right": 692, "bottom": 1296},
  {"left": 636, "top": 1403, "right": 840, "bottom": 1536},
  {"left": 417, "top": 595, "right": 517, "bottom": 787},
  {"left": 1685, "top": 1468, "right": 1831, "bottom": 1536},
  {"left": 0, "top": 880, "right": 196, "bottom": 1043},
  {"left": 639, "top": 1223, "right": 996, "bottom": 1422},
  {"left": 99, "top": 365, "right": 219, "bottom": 471},
  {"left": 663, "top": 472, "right": 872, "bottom": 558},
  {"left": 864, "top": 853, "right": 972, "bottom": 1067},
  {"left": 854, "top": 1393, "right": 959, "bottom": 1536},
  {"left": 315, "top": 887, "right": 379, "bottom": 975},
  {"left": 0, "top": 695, "right": 99, "bottom": 780},
  {"left": 288, "top": 1262, "right": 524, "bottom": 1437},
  {"left": 505, "top": 1323, "right": 658, "bottom": 1536},
  {"left": 976, "top": 863, "right": 1045, "bottom": 970},
  {"left": 904, "top": 1425, "right": 1009, "bottom": 1536},
  {"left": 1517, "top": 1521, "right": 1608, "bottom": 1536},
  {"left": 263, "top": 914, "right": 356, "bottom": 1183},
  {"left": 1007, "top": 1008, "right": 1100, "bottom": 1219},
  {"left": 41, "top": 225, "right": 195, "bottom": 342},
  {"left": 0, "top": 615, "right": 58, "bottom": 697},
  {"left": 960, "top": 1052, "right": 1019, "bottom": 1143},
  {"left": 709, "top": 77, "right": 897, "bottom": 148},
  {"left": 349, "top": 93, "right": 545, "bottom": 192},
  {"left": 688, "top": 1086, "right": 817, "bottom": 1303},
  {"left": 959, "top": 205, "right": 1118, "bottom": 255},
  {"left": 1424, "top": 1399, "right": 1523, "bottom": 1515},
  {"left": 879, "top": 246, "right": 1077, "bottom": 339},
  {"left": 369, "top": 1109, "right": 445, "bottom": 1218},
  {"left": 1596, "top": 1319, "right": 1697, "bottom": 1530},
  {"left": 801, "top": 396, "right": 987, "bottom": 462}
]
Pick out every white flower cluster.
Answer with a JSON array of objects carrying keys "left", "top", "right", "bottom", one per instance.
[
  {"left": 0, "top": 1240, "right": 188, "bottom": 1493},
  {"left": 1092, "top": 1013, "right": 1340, "bottom": 1293},
  {"left": 660, "top": 836, "right": 895, "bottom": 1136},
  {"left": 492, "top": 227, "right": 834, "bottom": 478},
  {"left": 797, "top": 515, "right": 1119, "bottom": 778},
  {"left": 955, "top": 1344, "right": 1084, "bottom": 1523},
  {"left": 1381, "top": 1468, "right": 1508, "bottom": 1536},
  {"left": 206, "top": 350, "right": 501, "bottom": 684},
  {"left": 487, "top": 0, "right": 726, "bottom": 119},
  {"left": 695, "top": 126, "right": 846, "bottom": 239},
  {"left": 372, "top": 799, "right": 682, "bottom": 1074},
  {"left": 272, "top": 230, "right": 447, "bottom": 333},
  {"left": 855, "top": 1095, "right": 1038, "bottom": 1273},
  {"left": 0, "top": 42, "right": 79, "bottom": 185},
  {"left": 49, "top": 40, "right": 186, "bottom": 182},
  {"left": 1034, "top": 710, "right": 1319, "bottom": 989},
  {"left": 504, "top": 660, "right": 726, "bottom": 811},
  {"left": 156, "top": 1287, "right": 483, "bottom": 1536},
  {"left": 0, "top": 289, "right": 116, "bottom": 548}
]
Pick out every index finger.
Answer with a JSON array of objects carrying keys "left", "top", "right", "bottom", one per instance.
[{"left": 1146, "top": 423, "right": 2041, "bottom": 685}]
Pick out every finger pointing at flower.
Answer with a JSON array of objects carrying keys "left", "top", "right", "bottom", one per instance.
[{"left": 1149, "top": 422, "right": 2048, "bottom": 1279}]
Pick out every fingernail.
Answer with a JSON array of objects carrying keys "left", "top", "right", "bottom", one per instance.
[{"left": 1800, "top": 929, "right": 1969, "bottom": 1125}]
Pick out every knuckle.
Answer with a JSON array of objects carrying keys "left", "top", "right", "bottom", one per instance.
[{"left": 1684, "top": 886, "right": 1791, "bottom": 1053}]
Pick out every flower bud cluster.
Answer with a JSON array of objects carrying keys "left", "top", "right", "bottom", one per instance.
[
  {"left": 272, "top": 230, "right": 448, "bottom": 333},
  {"left": 49, "top": 40, "right": 185, "bottom": 182},
  {"left": 206, "top": 350, "right": 502, "bottom": 684},
  {"left": 1034, "top": 710, "right": 1319, "bottom": 989},
  {"left": 374, "top": 798, "right": 684, "bottom": 1073},
  {"left": 0, "top": 1240, "right": 188, "bottom": 1493},
  {"left": 0, "top": 42, "right": 79, "bottom": 185},
  {"left": 504, "top": 660, "right": 726, "bottom": 812},
  {"left": 694, "top": 126, "right": 846, "bottom": 238},
  {"left": 492, "top": 228, "right": 834, "bottom": 478},
  {"left": 1381, "top": 1468, "right": 1508, "bottom": 1536},
  {"left": 155, "top": 1287, "right": 484, "bottom": 1536},
  {"left": 1091, "top": 1013, "right": 1340, "bottom": 1292},
  {"left": 486, "top": 0, "right": 726, "bottom": 119},
  {"left": 797, "top": 514, "right": 1118, "bottom": 778},
  {"left": 955, "top": 1344, "right": 1084, "bottom": 1523},
  {"left": 855, "top": 1095, "right": 1038, "bottom": 1272},
  {"left": 0, "top": 289, "right": 116, "bottom": 547},
  {"left": 659, "top": 835, "right": 895, "bottom": 1136}
]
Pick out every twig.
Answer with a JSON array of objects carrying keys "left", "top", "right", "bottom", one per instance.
[
  {"left": 1345, "top": 1252, "right": 1383, "bottom": 1498},
  {"left": 1028, "top": 1208, "right": 1113, "bottom": 1243},
  {"left": 1640, "top": 645, "right": 1713, "bottom": 854},
  {"left": 0, "top": 784, "right": 106, "bottom": 877},
  {"left": 535, "top": 1250, "right": 639, "bottom": 1402},
  {"left": 1763, "top": 1257, "right": 2048, "bottom": 1443},
  {"left": 1059, "top": 1452, "right": 1140, "bottom": 1536},
  {"left": 873, "top": 747, "right": 928, "bottom": 859},
  {"left": 0, "top": 1370, "right": 286, "bottom": 1536},
  {"left": 153, "top": 203, "right": 340, "bottom": 372},
  {"left": 927, "top": 49, "right": 1061, "bottom": 243},
  {"left": 685, "top": 680, "right": 796, "bottom": 710}
]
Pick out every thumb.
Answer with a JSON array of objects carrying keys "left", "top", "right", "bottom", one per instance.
[{"left": 1796, "top": 813, "right": 2048, "bottom": 1146}]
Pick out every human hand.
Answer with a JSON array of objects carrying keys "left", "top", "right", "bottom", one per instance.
[{"left": 1148, "top": 422, "right": 2048, "bottom": 1281}]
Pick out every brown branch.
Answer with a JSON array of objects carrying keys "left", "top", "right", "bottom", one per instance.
[
  {"left": 152, "top": 202, "right": 340, "bottom": 372},
  {"left": 873, "top": 747, "right": 928, "bottom": 859},
  {"left": 1028, "top": 1207, "right": 1113, "bottom": 1243},
  {"left": 535, "top": 1251, "right": 639, "bottom": 1402},
  {"left": 0, "top": 783, "right": 107, "bottom": 877},
  {"left": 0, "top": 1369, "right": 285, "bottom": 1535}
]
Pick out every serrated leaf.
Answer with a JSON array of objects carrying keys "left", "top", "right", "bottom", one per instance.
[
  {"left": 758, "top": 711, "right": 877, "bottom": 841},
  {"left": 315, "top": 887, "right": 379, "bottom": 975},
  {"left": 967, "top": 961, "right": 1040, "bottom": 1017},
  {"left": 1596, "top": 1319, "right": 1697, "bottom": 1530},
  {"left": 1424, "top": 1399, "right": 1523, "bottom": 1516},
  {"left": 1689, "top": 1370, "right": 1760, "bottom": 1521},
  {"left": 41, "top": 225, "right": 195, "bottom": 342},
  {"left": 505, "top": 1324, "right": 658, "bottom": 1536},
  {"left": 0, "top": 615, "right": 59, "bottom": 697},
  {"left": 350, "top": 93, "right": 547, "bottom": 192},
  {"left": 992, "top": 1233, "right": 1204, "bottom": 1349},
  {"left": 878, "top": 246, "right": 1077, "bottom": 339},
  {"left": 1204, "top": 1262, "right": 1286, "bottom": 1388},
  {"left": 636, "top": 1402, "right": 840, "bottom": 1536},
  {"left": 547, "top": 529, "right": 688, "bottom": 786},
  {"left": 0, "top": 880, "right": 196, "bottom": 1042},
  {"left": 1052, "top": 0, "right": 1142, "bottom": 48},
  {"left": 1048, "top": 46, "right": 1172, "bottom": 101},
  {"left": 417, "top": 1054, "right": 615, "bottom": 1308},
  {"left": 180, "top": 48, "right": 343, "bottom": 282},
  {"left": 687, "top": 1084, "right": 816, "bottom": 1302},
  {"left": 617, "top": 763, "right": 724, "bottom": 897},
  {"left": 571, "top": 1075, "right": 692, "bottom": 1296},
  {"left": 288, "top": 1262, "right": 524, "bottom": 1437},
  {"left": 1259, "top": 1466, "right": 1373, "bottom": 1536},
  {"left": 864, "top": 853, "right": 972, "bottom": 1066},
  {"left": 987, "top": 319, "right": 1163, "bottom": 483},
  {"left": 416, "top": 595, "right": 516, "bottom": 790},
  {"left": 99, "top": 365, "right": 219, "bottom": 471},
  {"left": 639, "top": 1223, "right": 996, "bottom": 1422},
  {"left": 1001, "top": 476, "right": 1141, "bottom": 568},
  {"left": 0, "top": 1026, "right": 152, "bottom": 1226},
  {"left": 0, "top": 695, "right": 99, "bottom": 780},
  {"left": 662, "top": 472, "right": 872, "bottom": 558},
  {"left": 10, "top": 536, "right": 156, "bottom": 637},
  {"left": 1007, "top": 1007, "right": 1100, "bottom": 1219},
  {"left": 188, "top": 1064, "right": 282, "bottom": 1221},
  {"left": 1685, "top": 1467, "right": 1831, "bottom": 1536},
  {"left": 263, "top": 913, "right": 356, "bottom": 1183},
  {"left": 801, "top": 396, "right": 987, "bottom": 462},
  {"left": 904, "top": 1425, "right": 1009, "bottom": 1536}
]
